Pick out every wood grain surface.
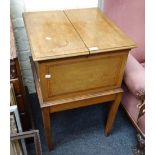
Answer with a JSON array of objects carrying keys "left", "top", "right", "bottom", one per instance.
[
  {"left": 65, "top": 8, "right": 136, "bottom": 54},
  {"left": 23, "top": 11, "right": 88, "bottom": 61}
]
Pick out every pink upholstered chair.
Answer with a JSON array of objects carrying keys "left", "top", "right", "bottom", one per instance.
[{"left": 104, "top": 0, "right": 145, "bottom": 154}]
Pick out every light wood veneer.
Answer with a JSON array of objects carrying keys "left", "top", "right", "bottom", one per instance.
[{"left": 24, "top": 8, "right": 136, "bottom": 150}]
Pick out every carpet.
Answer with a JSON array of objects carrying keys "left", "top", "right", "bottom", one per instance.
[{"left": 27, "top": 93, "right": 136, "bottom": 155}]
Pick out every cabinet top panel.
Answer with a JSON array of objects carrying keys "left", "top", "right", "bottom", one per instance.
[
  {"left": 23, "top": 8, "right": 136, "bottom": 61},
  {"left": 65, "top": 8, "right": 136, "bottom": 54},
  {"left": 23, "top": 11, "right": 89, "bottom": 61}
]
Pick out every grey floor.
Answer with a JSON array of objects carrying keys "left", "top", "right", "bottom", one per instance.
[{"left": 27, "top": 93, "right": 137, "bottom": 155}]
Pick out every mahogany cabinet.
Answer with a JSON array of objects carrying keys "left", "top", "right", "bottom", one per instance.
[{"left": 10, "top": 20, "right": 31, "bottom": 131}]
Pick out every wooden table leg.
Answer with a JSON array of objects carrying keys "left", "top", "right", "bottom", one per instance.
[
  {"left": 42, "top": 108, "right": 53, "bottom": 150},
  {"left": 104, "top": 93, "right": 122, "bottom": 136}
]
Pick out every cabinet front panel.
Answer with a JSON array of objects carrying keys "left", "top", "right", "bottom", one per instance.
[{"left": 39, "top": 52, "right": 128, "bottom": 101}]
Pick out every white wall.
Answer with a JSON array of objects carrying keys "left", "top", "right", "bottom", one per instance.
[
  {"left": 98, "top": 0, "right": 104, "bottom": 12},
  {"left": 23, "top": 0, "right": 98, "bottom": 11}
]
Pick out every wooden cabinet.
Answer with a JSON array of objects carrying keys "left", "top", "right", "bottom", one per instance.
[
  {"left": 10, "top": 20, "right": 31, "bottom": 131},
  {"left": 23, "top": 8, "right": 136, "bottom": 150}
]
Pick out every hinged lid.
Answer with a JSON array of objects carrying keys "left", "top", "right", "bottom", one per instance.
[
  {"left": 23, "top": 8, "right": 136, "bottom": 62},
  {"left": 23, "top": 11, "right": 89, "bottom": 61},
  {"left": 65, "top": 8, "right": 136, "bottom": 54}
]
